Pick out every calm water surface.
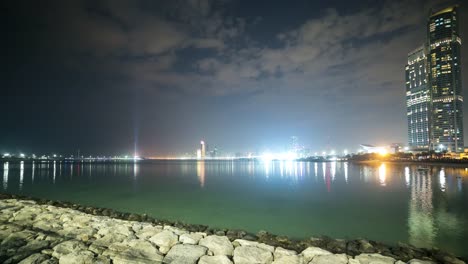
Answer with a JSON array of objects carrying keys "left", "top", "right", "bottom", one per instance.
[{"left": 1, "top": 160, "right": 467, "bottom": 257}]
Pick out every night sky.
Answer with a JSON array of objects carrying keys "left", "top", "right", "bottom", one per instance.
[{"left": 2, "top": 0, "right": 467, "bottom": 156}]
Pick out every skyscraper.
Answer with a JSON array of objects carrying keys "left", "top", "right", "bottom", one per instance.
[
  {"left": 428, "top": 6, "right": 463, "bottom": 152},
  {"left": 405, "top": 6, "right": 464, "bottom": 153},
  {"left": 406, "top": 46, "right": 430, "bottom": 149},
  {"left": 200, "top": 140, "right": 206, "bottom": 159}
]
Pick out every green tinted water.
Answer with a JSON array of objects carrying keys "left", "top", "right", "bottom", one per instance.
[{"left": 2, "top": 160, "right": 467, "bottom": 257}]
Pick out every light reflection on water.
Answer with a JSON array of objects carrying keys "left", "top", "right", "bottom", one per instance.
[{"left": 0, "top": 160, "right": 467, "bottom": 258}]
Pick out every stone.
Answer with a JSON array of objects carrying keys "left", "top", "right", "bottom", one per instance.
[
  {"left": 408, "top": 259, "right": 436, "bottom": 264},
  {"left": 198, "top": 255, "right": 233, "bottom": 264},
  {"left": 179, "top": 233, "right": 204, "bottom": 244},
  {"left": 52, "top": 240, "right": 87, "bottom": 259},
  {"left": 300, "top": 247, "right": 332, "bottom": 263},
  {"left": 354, "top": 253, "right": 396, "bottom": 264},
  {"left": 233, "top": 246, "right": 274, "bottom": 264},
  {"left": 272, "top": 255, "right": 304, "bottom": 264},
  {"left": 104, "top": 240, "right": 164, "bottom": 264},
  {"left": 164, "top": 225, "right": 188, "bottom": 236},
  {"left": 58, "top": 250, "right": 95, "bottom": 264},
  {"left": 310, "top": 254, "right": 348, "bottom": 264},
  {"left": 274, "top": 247, "right": 297, "bottom": 260},
  {"left": 232, "top": 239, "right": 274, "bottom": 252},
  {"left": 163, "top": 244, "right": 207, "bottom": 264},
  {"left": 136, "top": 226, "right": 163, "bottom": 240},
  {"left": 17, "top": 253, "right": 50, "bottom": 264},
  {"left": 199, "top": 235, "right": 234, "bottom": 256},
  {"left": 149, "top": 230, "right": 178, "bottom": 254}
]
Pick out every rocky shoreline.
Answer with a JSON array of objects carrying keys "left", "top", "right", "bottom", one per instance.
[{"left": 0, "top": 193, "right": 465, "bottom": 264}]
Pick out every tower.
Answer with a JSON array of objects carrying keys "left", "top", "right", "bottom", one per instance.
[
  {"left": 406, "top": 46, "right": 430, "bottom": 150},
  {"left": 427, "top": 6, "right": 463, "bottom": 152}
]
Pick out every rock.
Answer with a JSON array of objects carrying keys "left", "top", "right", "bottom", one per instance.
[
  {"left": 149, "top": 230, "right": 178, "bottom": 254},
  {"left": 58, "top": 250, "right": 95, "bottom": 264},
  {"left": 198, "top": 255, "right": 233, "bottom": 264},
  {"left": 164, "top": 225, "right": 188, "bottom": 236},
  {"left": 358, "top": 239, "right": 375, "bottom": 253},
  {"left": 232, "top": 239, "right": 274, "bottom": 252},
  {"left": 226, "top": 230, "right": 246, "bottom": 241},
  {"left": 18, "top": 253, "right": 50, "bottom": 264},
  {"left": 300, "top": 247, "right": 332, "bottom": 263},
  {"left": 326, "top": 239, "right": 346, "bottom": 253},
  {"left": 52, "top": 240, "right": 87, "bottom": 259},
  {"left": 163, "top": 244, "right": 207, "bottom": 264},
  {"left": 136, "top": 226, "right": 163, "bottom": 240},
  {"left": 354, "top": 253, "right": 396, "bottom": 264},
  {"left": 310, "top": 254, "right": 348, "bottom": 264},
  {"left": 274, "top": 247, "right": 297, "bottom": 260},
  {"left": 199, "top": 235, "right": 234, "bottom": 256},
  {"left": 233, "top": 246, "right": 274, "bottom": 264},
  {"left": 408, "top": 259, "right": 436, "bottom": 264},
  {"left": 104, "top": 240, "right": 164, "bottom": 264},
  {"left": 272, "top": 255, "right": 304, "bottom": 264},
  {"left": 179, "top": 233, "right": 204, "bottom": 244}
]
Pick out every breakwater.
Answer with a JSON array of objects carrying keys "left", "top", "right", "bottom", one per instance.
[{"left": 0, "top": 194, "right": 465, "bottom": 264}]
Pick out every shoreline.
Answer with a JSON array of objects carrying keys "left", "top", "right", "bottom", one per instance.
[
  {"left": 0, "top": 193, "right": 465, "bottom": 264},
  {"left": 350, "top": 159, "right": 468, "bottom": 168}
]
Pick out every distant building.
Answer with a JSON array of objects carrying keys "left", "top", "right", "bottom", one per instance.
[
  {"left": 200, "top": 141, "right": 206, "bottom": 159},
  {"left": 406, "top": 46, "right": 430, "bottom": 150}
]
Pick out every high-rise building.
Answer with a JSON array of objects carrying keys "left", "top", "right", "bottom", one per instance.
[
  {"left": 406, "top": 46, "right": 430, "bottom": 149},
  {"left": 428, "top": 6, "right": 463, "bottom": 152},
  {"left": 200, "top": 140, "right": 206, "bottom": 159}
]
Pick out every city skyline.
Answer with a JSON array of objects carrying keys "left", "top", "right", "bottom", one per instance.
[{"left": 2, "top": 0, "right": 468, "bottom": 156}]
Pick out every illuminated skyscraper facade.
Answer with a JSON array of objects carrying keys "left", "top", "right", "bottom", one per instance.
[
  {"left": 200, "top": 141, "right": 206, "bottom": 159},
  {"left": 428, "top": 6, "right": 463, "bottom": 152},
  {"left": 406, "top": 6, "right": 463, "bottom": 152},
  {"left": 406, "top": 46, "right": 430, "bottom": 149}
]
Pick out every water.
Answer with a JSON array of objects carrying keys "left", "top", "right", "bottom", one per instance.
[{"left": 1, "top": 160, "right": 467, "bottom": 257}]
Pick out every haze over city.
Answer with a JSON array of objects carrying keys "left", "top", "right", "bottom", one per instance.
[{"left": 2, "top": 0, "right": 468, "bottom": 156}]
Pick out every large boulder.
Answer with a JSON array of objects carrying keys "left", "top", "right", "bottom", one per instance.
[
  {"left": 17, "top": 253, "right": 50, "bottom": 264},
  {"left": 354, "top": 253, "right": 396, "bottom": 264},
  {"left": 57, "top": 250, "right": 95, "bottom": 264},
  {"left": 310, "top": 254, "right": 348, "bottom": 264},
  {"left": 233, "top": 246, "right": 274, "bottom": 264},
  {"left": 162, "top": 244, "right": 207, "bottom": 264},
  {"left": 51, "top": 240, "right": 87, "bottom": 259},
  {"left": 149, "top": 230, "right": 179, "bottom": 254},
  {"left": 198, "top": 255, "right": 233, "bottom": 264},
  {"left": 274, "top": 247, "right": 297, "bottom": 260},
  {"left": 300, "top": 247, "right": 332, "bottom": 263},
  {"left": 179, "top": 233, "right": 204, "bottom": 245},
  {"left": 272, "top": 255, "right": 304, "bottom": 264},
  {"left": 199, "top": 235, "right": 234, "bottom": 256},
  {"left": 104, "top": 240, "right": 164, "bottom": 264}
]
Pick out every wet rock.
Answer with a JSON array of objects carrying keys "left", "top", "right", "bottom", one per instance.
[
  {"left": 310, "top": 253, "right": 348, "bottom": 264},
  {"left": 226, "top": 229, "right": 246, "bottom": 241},
  {"left": 325, "top": 239, "right": 346, "bottom": 253},
  {"left": 358, "top": 239, "right": 375, "bottom": 253},
  {"left": 199, "top": 255, "right": 233, "bottom": 264},
  {"left": 242, "top": 234, "right": 258, "bottom": 241},
  {"left": 135, "top": 225, "right": 163, "bottom": 240},
  {"left": 149, "top": 230, "right": 178, "bottom": 254},
  {"left": 199, "top": 235, "right": 234, "bottom": 256},
  {"left": 354, "top": 253, "right": 396, "bottom": 264},
  {"left": 163, "top": 244, "right": 207, "bottom": 264},
  {"left": 301, "top": 247, "right": 332, "bottom": 263},
  {"left": 233, "top": 246, "right": 274, "bottom": 264}
]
